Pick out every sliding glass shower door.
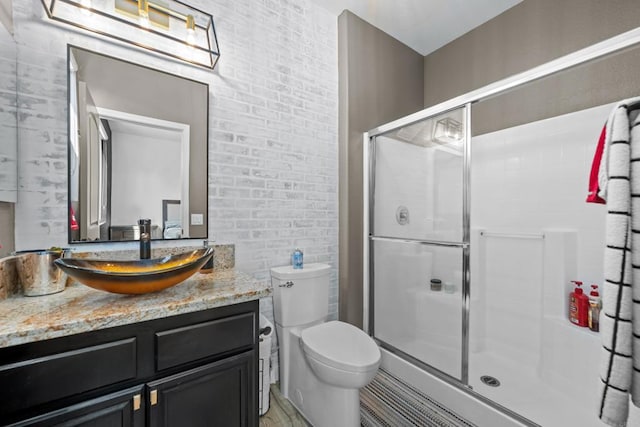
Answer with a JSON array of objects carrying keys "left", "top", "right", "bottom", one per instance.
[{"left": 369, "top": 106, "right": 468, "bottom": 380}]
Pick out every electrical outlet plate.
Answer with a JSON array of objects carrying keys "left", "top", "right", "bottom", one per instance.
[{"left": 191, "top": 213, "right": 204, "bottom": 225}]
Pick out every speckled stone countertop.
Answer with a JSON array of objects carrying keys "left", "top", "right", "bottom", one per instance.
[{"left": 0, "top": 269, "right": 271, "bottom": 349}]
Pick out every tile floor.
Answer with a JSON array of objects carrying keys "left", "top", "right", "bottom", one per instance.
[
  {"left": 259, "top": 384, "right": 309, "bottom": 427},
  {"left": 263, "top": 370, "right": 474, "bottom": 427}
]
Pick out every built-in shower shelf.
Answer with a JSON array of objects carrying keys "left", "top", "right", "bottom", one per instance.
[
  {"left": 545, "top": 315, "right": 600, "bottom": 338},
  {"left": 407, "top": 287, "right": 460, "bottom": 299}
]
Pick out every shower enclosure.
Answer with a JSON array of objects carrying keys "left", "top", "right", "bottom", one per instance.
[{"left": 364, "top": 28, "right": 640, "bottom": 427}]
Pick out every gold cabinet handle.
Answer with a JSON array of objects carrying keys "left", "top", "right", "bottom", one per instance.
[
  {"left": 133, "top": 394, "right": 141, "bottom": 411},
  {"left": 150, "top": 389, "right": 158, "bottom": 406}
]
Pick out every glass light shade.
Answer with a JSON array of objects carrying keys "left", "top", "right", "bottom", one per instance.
[
  {"left": 433, "top": 117, "right": 463, "bottom": 144},
  {"left": 41, "top": 0, "right": 220, "bottom": 69}
]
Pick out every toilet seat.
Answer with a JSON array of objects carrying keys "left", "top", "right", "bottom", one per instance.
[{"left": 300, "top": 320, "right": 380, "bottom": 373}]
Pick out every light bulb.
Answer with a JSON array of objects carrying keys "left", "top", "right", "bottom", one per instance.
[
  {"left": 186, "top": 15, "right": 196, "bottom": 45},
  {"left": 138, "top": 0, "right": 150, "bottom": 28},
  {"left": 186, "top": 28, "right": 196, "bottom": 45}
]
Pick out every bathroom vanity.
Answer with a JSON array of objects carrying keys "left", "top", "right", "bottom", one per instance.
[{"left": 0, "top": 270, "right": 270, "bottom": 426}]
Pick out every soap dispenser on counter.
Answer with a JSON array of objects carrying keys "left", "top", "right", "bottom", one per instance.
[
  {"left": 588, "top": 284, "right": 601, "bottom": 332},
  {"left": 569, "top": 280, "right": 589, "bottom": 327}
]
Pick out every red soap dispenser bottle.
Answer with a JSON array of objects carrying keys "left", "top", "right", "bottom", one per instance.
[{"left": 569, "top": 281, "right": 589, "bottom": 327}]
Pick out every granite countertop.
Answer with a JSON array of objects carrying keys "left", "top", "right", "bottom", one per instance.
[{"left": 0, "top": 269, "right": 271, "bottom": 349}]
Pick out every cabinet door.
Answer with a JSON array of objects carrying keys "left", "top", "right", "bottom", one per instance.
[
  {"left": 148, "top": 351, "right": 255, "bottom": 427},
  {"left": 11, "top": 385, "right": 145, "bottom": 427}
]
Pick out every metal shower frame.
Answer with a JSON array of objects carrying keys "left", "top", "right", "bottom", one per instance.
[{"left": 363, "top": 25, "right": 640, "bottom": 425}]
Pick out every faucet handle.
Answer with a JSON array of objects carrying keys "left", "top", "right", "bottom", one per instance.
[
  {"left": 138, "top": 218, "right": 152, "bottom": 259},
  {"left": 138, "top": 219, "right": 151, "bottom": 238}
]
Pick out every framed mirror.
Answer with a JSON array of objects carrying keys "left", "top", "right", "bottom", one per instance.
[{"left": 67, "top": 46, "right": 208, "bottom": 243}]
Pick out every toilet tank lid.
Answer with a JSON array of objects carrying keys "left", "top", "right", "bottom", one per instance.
[{"left": 270, "top": 263, "right": 331, "bottom": 280}]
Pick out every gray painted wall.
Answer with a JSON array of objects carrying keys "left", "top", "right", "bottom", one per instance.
[
  {"left": 472, "top": 43, "right": 640, "bottom": 136},
  {"left": 338, "top": 11, "right": 424, "bottom": 328},
  {"left": 0, "top": 0, "right": 12, "bottom": 35},
  {"left": 424, "top": 0, "right": 640, "bottom": 113},
  {"left": 0, "top": 203, "right": 13, "bottom": 257}
]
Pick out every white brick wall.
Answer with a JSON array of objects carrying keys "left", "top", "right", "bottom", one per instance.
[
  {"left": 13, "top": 0, "right": 338, "bottom": 378},
  {"left": 0, "top": 21, "right": 17, "bottom": 204}
]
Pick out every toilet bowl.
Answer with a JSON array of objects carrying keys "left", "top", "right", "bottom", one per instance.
[
  {"left": 271, "top": 263, "right": 380, "bottom": 427},
  {"left": 301, "top": 320, "right": 380, "bottom": 389}
]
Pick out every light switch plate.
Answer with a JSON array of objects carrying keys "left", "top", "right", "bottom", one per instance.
[{"left": 191, "top": 213, "right": 204, "bottom": 225}]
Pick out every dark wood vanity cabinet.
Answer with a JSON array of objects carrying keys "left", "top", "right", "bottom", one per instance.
[
  {"left": 13, "top": 386, "right": 146, "bottom": 427},
  {"left": 148, "top": 352, "right": 253, "bottom": 427},
  {"left": 0, "top": 301, "right": 259, "bottom": 427}
]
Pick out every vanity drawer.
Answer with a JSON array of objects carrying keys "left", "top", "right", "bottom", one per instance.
[
  {"left": 0, "top": 337, "right": 137, "bottom": 415},
  {"left": 155, "top": 312, "right": 255, "bottom": 371}
]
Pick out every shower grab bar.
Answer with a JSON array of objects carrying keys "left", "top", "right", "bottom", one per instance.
[
  {"left": 479, "top": 231, "right": 544, "bottom": 240},
  {"left": 370, "top": 235, "right": 469, "bottom": 248}
]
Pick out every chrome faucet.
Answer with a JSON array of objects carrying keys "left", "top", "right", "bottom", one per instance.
[{"left": 138, "top": 218, "right": 151, "bottom": 259}]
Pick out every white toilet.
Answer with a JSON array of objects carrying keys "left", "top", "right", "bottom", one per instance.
[{"left": 271, "top": 263, "right": 381, "bottom": 427}]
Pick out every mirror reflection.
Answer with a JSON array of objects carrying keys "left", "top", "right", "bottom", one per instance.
[{"left": 68, "top": 46, "right": 208, "bottom": 243}]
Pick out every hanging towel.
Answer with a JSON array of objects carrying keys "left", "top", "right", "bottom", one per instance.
[
  {"left": 598, "top": 99, "right": 640, "bottom": 427},
  {"left": 587, "top": 125, "right": 607, "bottom": 204},
  {"left": 630, "top": 106, "right": 640, "bottom": 410}
]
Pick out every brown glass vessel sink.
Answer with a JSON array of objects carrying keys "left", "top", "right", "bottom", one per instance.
[{"left": 54, "top": 248, "right": 214, "bottom": 295}]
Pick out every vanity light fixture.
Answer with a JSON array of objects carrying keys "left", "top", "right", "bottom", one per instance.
[
  {"left": 41, "top": 0, "right": 220, "bottom": 69},
  {"left": 432, "top": 117, "right": 463, "bottom": 144}
]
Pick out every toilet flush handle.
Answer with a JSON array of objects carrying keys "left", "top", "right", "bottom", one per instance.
[{"left": 279, "top": 281, "right": 294, "bottom": 288}]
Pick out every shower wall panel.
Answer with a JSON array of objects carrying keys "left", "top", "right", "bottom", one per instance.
[
  {"left": 471, "top": 103, "right": 608, "bottom": 283},
  {"left": 372, "top": 136, "right": 431, "bottom": 239},
  {"left": 373, "top": 239, "right": 463, "bottom": 379},
  {"left": 468, "top": 103, "right": 609, "bottom": 427},
  {"left": 372, "top": 124, "right": 464, "bottom": 242}
]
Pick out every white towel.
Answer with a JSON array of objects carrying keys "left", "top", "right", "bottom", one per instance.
[
  {"left": 631, "top": 110, "right": 640, "bottom": 409},
  {"left": 598, "top": 99, "right": 640, "bottom": 427}
]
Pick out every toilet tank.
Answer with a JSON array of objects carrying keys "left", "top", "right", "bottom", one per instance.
[{"left": 271, "top": 263, "right": 331, "bottom": 327}]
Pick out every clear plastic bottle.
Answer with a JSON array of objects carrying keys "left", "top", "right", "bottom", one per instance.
[
  {"left": 588, "top": 284, "right": 601, "bottom": 332},
  {"left": 444, "top": 281, "right": 455, "bottom": 293},
  {"left": 292, "top": 248, "right": 303, "bottom": 269}
]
